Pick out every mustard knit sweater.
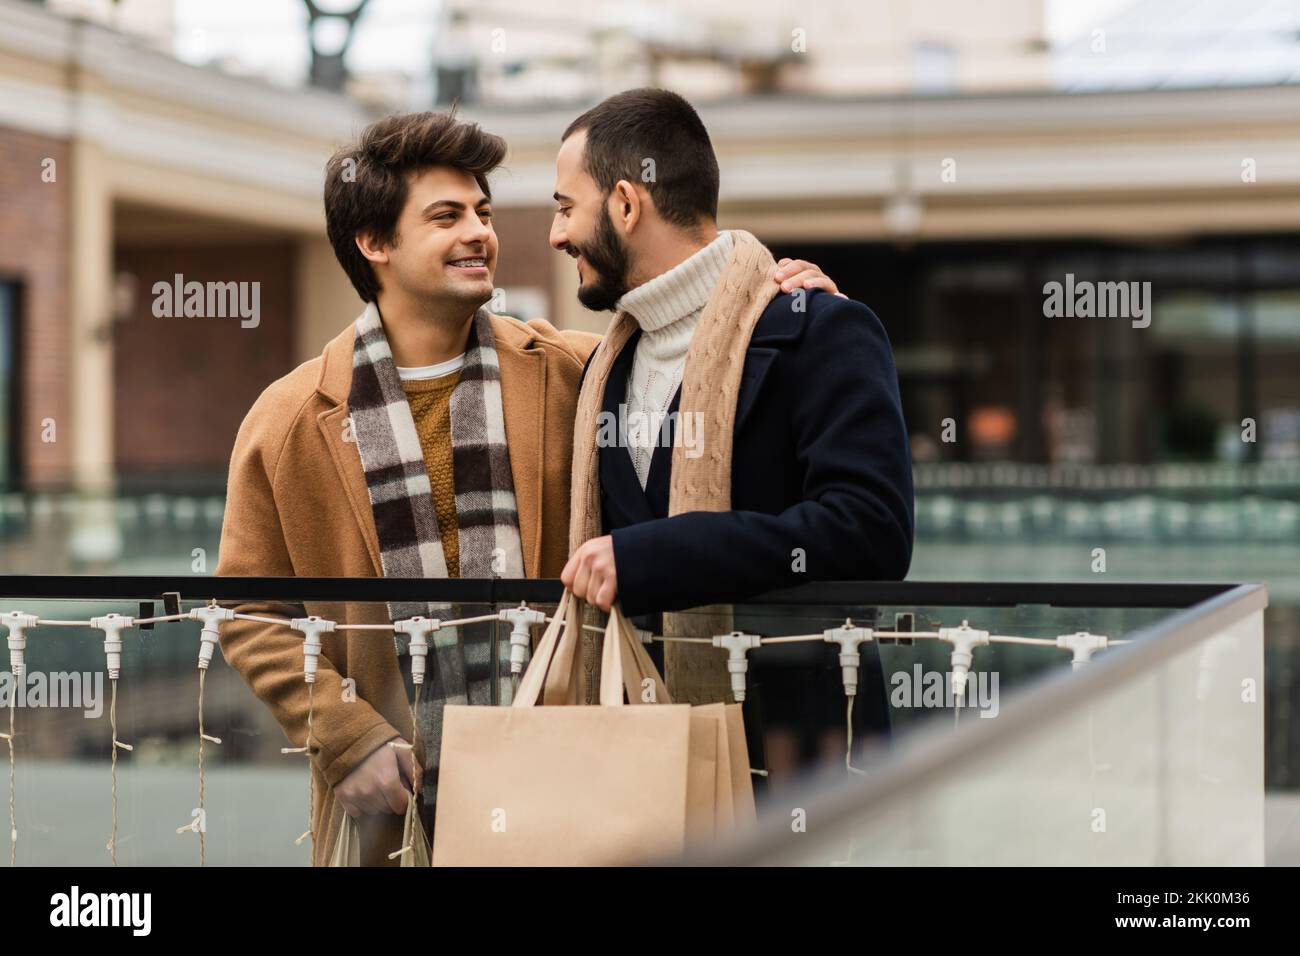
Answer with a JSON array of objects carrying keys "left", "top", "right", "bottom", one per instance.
[{"left": 402, "top": 370, "right": 461, "bottom": 577}]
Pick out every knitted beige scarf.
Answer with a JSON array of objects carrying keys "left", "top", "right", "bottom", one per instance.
[{"left": 569, "top": 229, "right": 780, "bottom": 704}]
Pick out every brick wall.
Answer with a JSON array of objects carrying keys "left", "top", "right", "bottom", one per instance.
[
  {"left": 0, "top": 125, "right": 71, "bottom": 488},
  {"left": 113, "top": 242, "right": 296, "bottom": 489}
]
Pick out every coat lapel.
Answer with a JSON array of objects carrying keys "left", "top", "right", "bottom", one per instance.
[
  {"left": 734, "top": 347, "right": 779, "bottom": 435},
  {"left": 315, "top": 323, "right": 383, "bottom": 576},
  {"left": 490, "top": 314, "right": 546, "bottom": 577},
  {"left": 603, "top": 335, "right": 660, "bottom": 523},
  {"left": 733, "top": 294, "right": 807, "bottom": 434}
]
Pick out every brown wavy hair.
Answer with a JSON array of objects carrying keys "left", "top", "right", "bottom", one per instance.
[{"left": 324, "top": 109, "right": 507, "bottom": 303}]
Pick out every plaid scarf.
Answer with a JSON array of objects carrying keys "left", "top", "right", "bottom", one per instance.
[{"left": 347, "top": 302, "right": 524, "bottom": 800}]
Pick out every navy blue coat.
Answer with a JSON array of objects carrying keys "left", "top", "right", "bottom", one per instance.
[{"left": 589, "top": 288, "right": 915, "bottom": 617}]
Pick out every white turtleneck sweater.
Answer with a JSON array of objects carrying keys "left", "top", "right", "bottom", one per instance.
[{"left": 616, "top": 230, "right": 734, "bottom": 489}]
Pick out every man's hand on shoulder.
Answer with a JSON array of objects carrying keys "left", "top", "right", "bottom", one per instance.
[{"left": 773, "top": 258, "right": 848, "bottom": 298}]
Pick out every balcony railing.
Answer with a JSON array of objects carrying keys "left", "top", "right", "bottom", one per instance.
[
  {"left": 687, "top": 581, "right": 1267, "bottom": 865},
  {"left": 0, "top": 576, "right": 1266, "bottom": 865}
]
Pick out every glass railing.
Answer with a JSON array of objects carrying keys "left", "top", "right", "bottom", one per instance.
[
  {"left": 689, "top": 582, "right": 1266, "bottom": 866},
  {"left": 0, "top": 577, "right": 1266, "bottom": 865}
]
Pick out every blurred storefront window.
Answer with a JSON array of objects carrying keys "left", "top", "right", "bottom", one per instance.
[{"left": 774, "top": 236, "right": 1300, "bottom": 467}]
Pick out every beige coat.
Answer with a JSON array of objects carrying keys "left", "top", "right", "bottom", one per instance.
[{"left": 214, "top": 312, "right": 600, "bottom": 866}]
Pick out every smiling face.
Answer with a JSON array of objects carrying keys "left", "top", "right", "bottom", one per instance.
[
  {"left": 549, "top": 129, "right": 631, "bottom": 312},
  {"left": 363, "top": 165, "right": 498, "bottom": 310}
]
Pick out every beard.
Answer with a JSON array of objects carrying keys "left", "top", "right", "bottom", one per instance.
[{"left": 571, "top": 207, "right": 631, "bottom": 312}]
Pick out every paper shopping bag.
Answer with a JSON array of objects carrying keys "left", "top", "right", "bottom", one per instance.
[
  {"left": 326, "top": 796, "right": 429, "bottom": 866},
  {"left": 432, "top": 591, "right": 712, "bottom": 865},
  {"left": 604, "top": 607, "right": 756, "bottom": 837},
  {"left": 328, "top": 812, "right": 360, "bottom": 867},
  {"left": 723, "top": 702, "right": 757, "bottom": 827}
]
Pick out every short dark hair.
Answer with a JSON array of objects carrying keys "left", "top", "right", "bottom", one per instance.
[
  {"left": 562, "top": 88, "right": 719, "bottom": 229},
  {"left": 324, "top": 109, "right": 506, "bottom": 303}
]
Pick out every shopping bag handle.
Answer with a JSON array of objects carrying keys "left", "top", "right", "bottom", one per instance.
[
  {"left": 542, "top": 589, "right": 588, "bottom": 706},
  {"left": 513, "top": 589, "right": 589, "bottom": 708},
  {"left": 599, "top": 603, "right": 672, "bottom": 707},
  {"left": 514, "top": 594, "right": 675, "bottom": 708}
]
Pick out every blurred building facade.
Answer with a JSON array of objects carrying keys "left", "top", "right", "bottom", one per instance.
[
  {"left": 0, "top": 0, "right": 365, "bottom": 504},
  {"left": 1, "top": 0, "right": 1299, "bottom": 546},
  {"left": 431, "top": 0, "right": 1051, "bottom": 104}
]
